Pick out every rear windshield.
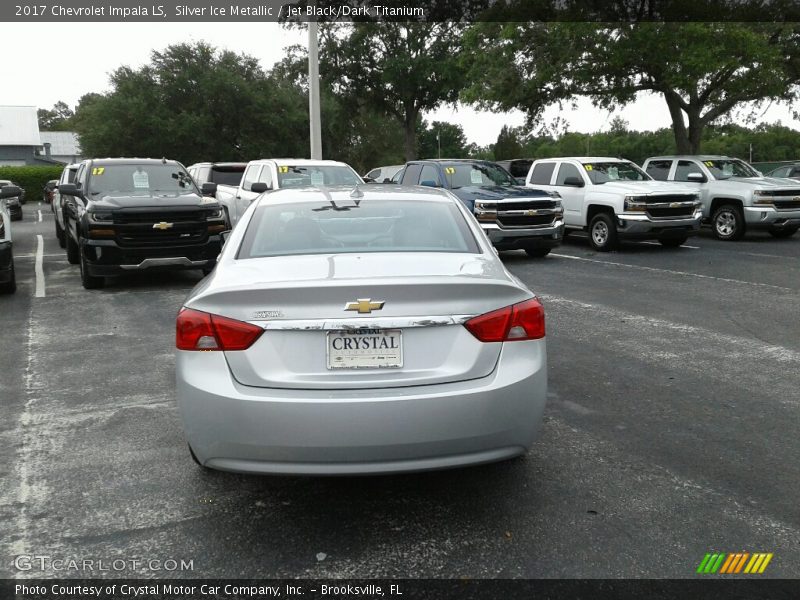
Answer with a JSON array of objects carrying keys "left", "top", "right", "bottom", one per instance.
[
  {"left": 277, "top": 165, "right": 362, "bottom": 188},
  {"left": 211, "top": 167, "right": 245, "bottom": 186},
  {"left": 238, "top": 199, "right": 480, "bottom": 258},
  {"left": 88, "top": 164, "right": 197, "bottom": 197}
]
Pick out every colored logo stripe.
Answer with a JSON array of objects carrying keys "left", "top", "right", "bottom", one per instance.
[{"left": 698, "top": 552, "right": 773, "bottom": 574}]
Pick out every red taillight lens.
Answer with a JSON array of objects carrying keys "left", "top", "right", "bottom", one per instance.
[
  {"left": 464, "top": 298, "right": 545, "bottom": 342},
  {"left": 176, "top": 308, "right": 264, "bottom": 351}
]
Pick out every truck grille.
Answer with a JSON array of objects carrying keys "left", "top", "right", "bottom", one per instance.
[
  {"left": 764, "top": 190, "right": 800, "bottom": 197},
  {"left": 773, "top": 199, "right": 800, "bottom": 210},
  {"left": 494, "top": 200, "right": 558, "bottom": 211},
  {"left": 113, "top": 210, "right": 206, "bottom": 224},
  {"left": 497, "top": 214, "right": 556, "bottom": 227},
  {"left": 647, "top": 206, "right": 696, "bottom": 219},
  {"left": 113, "top": 209, "right": 209, "bottom": 247}
]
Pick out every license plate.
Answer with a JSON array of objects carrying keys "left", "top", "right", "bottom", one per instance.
[{"left": 326, "top": 329, "right": 403, "bottom": 370}]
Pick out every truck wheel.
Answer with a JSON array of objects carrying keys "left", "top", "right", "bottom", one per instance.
[
  {"left": 79, "top": 244, "right": 104, "bottom": 289},
  {"left": 55, "top": 217, "right": 66, "bottom": 248},
  {"left": 65, "top": 228, "right": 80, "bottom": 264},
  {"left": 659, "top": 234, "right": 689, "bottom": 248},
  {"left": 712, "top": 205, "right": 745, "bottom": 240},
  {"left": 589, "top": 213, "right": 619, "bottom": 251},
  {"left": 525, "top": 247, "right": 551, "bottom": 258},
  {"left": 0, "top": 260, "right": 16, "bottom": 294},
  {"left": 768, "top": 226, "right": 798, "bottom": 238}
]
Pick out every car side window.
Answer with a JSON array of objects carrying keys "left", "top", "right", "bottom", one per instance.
[
  {"left": 257, "top": 166, "right": 274, "bottom": 189},
  {"left": 366, "top": 169, "right": 380, "bottom": 180},
  {"left": 674, "top": 160, "right": 699, "bottom": 182},
  {"left": 555, "top": 162, "right": 582, "bottom": 185},
  {"left": 401, "top": 164, "right": 423, "bottom": 185},
  {"left": 241, "top": 165, "right": 262, "bottom": 192},
  {"left": 198, "top": 167, "right": 211, "bottom": 184},
  {"left": 419, "top": 165, "right": 442, "bottom": 187},
  {"left": 645, "top": 160, "right": 673, "bottom": 181},
  {"left": 792, "top": 167, "right": 800, "bottom": 177},
  {"left": 75, "top": 165, "right": 87, "bottom": 189},
  {"left": 529, "top": 162, "right": 556, "bottom": 185}
]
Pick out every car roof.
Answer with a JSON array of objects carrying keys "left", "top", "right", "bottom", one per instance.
[
  {"left": 88, "top": 158, "right": 183, "bottom": 166},
  {"left": 646, "top": 155, "right": 734, "bottom": 161},
  {"left": 257, "top": 184, "right": 456, "bottom": 205},
  {"left": 187, "top": 162, "right": 247, "bottom": 168},
  {"left": 536, "top": 156, "right": 630, "bottom": 162},
  {"left": 252, "top": 158, "right": 352, "bottom": 167}
]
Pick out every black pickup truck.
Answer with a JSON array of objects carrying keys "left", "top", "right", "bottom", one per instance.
[
  {"left": 399, "top": 159, "right": 564, "bottom": 257},
  {"left": 59, "top": 158, "right": 227, "bottom": 289}
]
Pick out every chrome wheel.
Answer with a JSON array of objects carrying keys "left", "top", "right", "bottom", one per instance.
[
  {"left": 714, "top": 210, "right": 736, "bottom": 237},
  {"left": 592, "top": 221, "right": 609, "bottom": 246}
]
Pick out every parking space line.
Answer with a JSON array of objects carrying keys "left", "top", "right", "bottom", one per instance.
[
  {"left": 639, "top": 240, "right": 700, "bottom": 249},
  {"left": 34, "top": 235, "right": 46, "bottom": 298},
  {"left": 549, "top": 253, "right": 795, "bottom": 292},
  {"left": 37, "top": 210, "right": 42, "bottom": 223},
  {"left": 16, "top": 253, "right": 65, "bottom": 259}
]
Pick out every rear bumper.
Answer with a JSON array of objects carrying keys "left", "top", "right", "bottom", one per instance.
[
  {"left": 484, "top": 220, "right": 564, "bottom": 250},
  {"left": 743, "top": 206, "right": 800, "bottom": 229},
  {"left": 616, "top": 210, "right": 702, "bottom": 239},
  {"left": 81, "top": 237, "right": 221, "bottom": 275},
  {"left": 177, "top": 340, "right": 547, "bottom": 475}
]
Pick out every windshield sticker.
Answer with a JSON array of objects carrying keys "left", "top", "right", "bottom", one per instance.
[
  {"left": 704, "top": 161, "right": 714, "bottom": 167},
  {"left": 585, "top": 164, "right": 593, "bottom": 171},
  {"left": 470, "top": 169, "right": 483, "bottom": 184},
  {"left": 91, "top": 167, "right": 105, "bottom": 176},
  {"left": 278, "top": 166, "right": 290, "bottom": 173},
  {"left": 132, "top": 170, "right": 150, "bottom": 189},
  {"left": 444, "top": 167, "right": 456, "bottom": 174},
  {"left": 310, "top": 172, "right": 325, "bottom": 185}
]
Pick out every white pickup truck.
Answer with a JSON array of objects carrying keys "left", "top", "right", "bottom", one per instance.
[
  {"left": 642, "top": 155, "right": 800, "bottom": 240},
  {"left": 202, "top": 159, "right": 363, "bottom": 228},
  {"left": 525, "top": 157, "right": 702, "bottom": 251}
]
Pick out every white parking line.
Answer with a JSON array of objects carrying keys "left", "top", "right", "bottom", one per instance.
[
  {"left": 639, "top": 240, "right": 700, "bottom": 249},
  {"left": 37, "top": 210, "right": 42, "bottom": 223},
  {"left": 549, "top": 253, "right": 795, "bottom": 292},
  {"left": 34, "top": 235, "right": 45, "bottom": 298},
  {"left": 16, "top": 253, "right": 65, "bottom": 259}
]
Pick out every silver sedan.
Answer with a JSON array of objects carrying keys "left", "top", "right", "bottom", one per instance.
[{"left": 176, "top": 184, "right": 547, "bottom": 475}]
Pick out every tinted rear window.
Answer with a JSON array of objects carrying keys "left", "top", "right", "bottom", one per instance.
[
  {"left": 238, "top": 199, "right": 480, "bottom": 258},
  {"left": 530, "top": 162, "right": 556, "bottom": 184},
  {"left": 211, "top": 167, "right": 245, "bottom": 186}
]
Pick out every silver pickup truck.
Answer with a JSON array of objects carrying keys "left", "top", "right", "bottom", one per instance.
[{"left": 643, "top": 155, "right": 800, "bottom": 240}]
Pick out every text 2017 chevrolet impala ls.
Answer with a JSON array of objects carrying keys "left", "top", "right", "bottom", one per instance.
[{"left": 176, "top": 185, "right": 547, "bottom": 475}]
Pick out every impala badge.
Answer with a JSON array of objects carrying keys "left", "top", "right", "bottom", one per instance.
[
  {"left": 345, "top": 298, "right": 385, "bottom": 314},
  {"left": 153, "top": 222, "right": 174, "bottom": 230}
]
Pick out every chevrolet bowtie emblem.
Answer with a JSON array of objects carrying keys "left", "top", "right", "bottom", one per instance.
[
  {"left": 523, "top": 209, "right": 539, "bottom": 216},
  {"left": 345, "top": 298, "right": 385, "bottom": 314},
  {"left": 153, "top": 222, "right": 174, "bottom": 230},
  {"left": 670, "top": 202, "right": 683, "bottom": 208}
]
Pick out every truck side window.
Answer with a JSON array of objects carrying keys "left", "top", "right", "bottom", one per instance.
[
  {"left": 674, "top": 160, "right": 699, "bottom": 182},
  {"left": 258, "top": 166, "right": 274, "bottom": 190},
  {"left": 401, "top": 164, "right": 423, "bottom": 185},
  {"left": 419, "top": 165, "right": 442, "bottom": 187},
  {"left": 645, "top": 160, "right": 672, "bottom": 181},
  {"left": 555, "top": 163, "right": 581, "bottom": 185},
  {"left": 530, "top": 162, "right": 556, "bottom": 185},
  {"left": 241, "top": 165, "right": 262, "bottom": 192}
]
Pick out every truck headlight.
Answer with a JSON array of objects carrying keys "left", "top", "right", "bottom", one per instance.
[
  {"left": 752, "top": 190, "right": 774, "bottom": 206},
  {"left": 623, "top": 196, "right": 647, "bottom": 212},
  {"left": 89, "top": 212, "right": 113, "bottom": 222}
]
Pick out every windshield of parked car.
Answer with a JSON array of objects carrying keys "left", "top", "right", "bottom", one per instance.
[
  {"left": 443, "top": 162, "right": 517, "bottom": 188},
  {"left": 581, "top": 161, "right": 651, "bottom": 184},
  {"left": 702, "top": 159, "right": 759, "bottom": 179},
  {"left": 277, "top": 165, "right": 362, "bottom": 188},
  {"left": 238, "top": 199, "right": 480, "bottom": 258},
  {"left": 88, "top": 164, "right": 197, "bottom": 196}
]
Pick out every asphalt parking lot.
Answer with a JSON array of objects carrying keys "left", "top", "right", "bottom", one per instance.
[{"left": 1, "top": 204, "right": 798, "bottom": 579}]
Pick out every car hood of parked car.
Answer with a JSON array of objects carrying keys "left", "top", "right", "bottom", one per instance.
[
  {"left": 711, "top": 176, "right": 800, "bottom": 190},
  {"left": 593, "top": 180, "right": 698, "bottom": 195},
  {"left": 452, "top": 185, "right": 552, "bottom": 201},
  {"left": 87, "top": 192, "right": 213, "bottom": 210}
]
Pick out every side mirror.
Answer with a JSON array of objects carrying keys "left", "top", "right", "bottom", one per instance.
[
  {"left": 686, "top": 172, "right": 707, "bottom": 183},
  {"left": 515, "top": 177, "right": 526, "bottom": 186},
  {"left": 58, "top": 183, "right": 82, "bottom": 197},
  {"left": 420, "top": 180, "right": 439, "bottom": 187},
  {"left": 563, "top": 176, "right": 584, "bottom": 187},
  {"left": 201, "top": 182, "right": 218, "bottom": 196},
  {"left": 0, "top": 185, "right": 22, "bottom": 199},
  {"left": 250, "top": 182, "right": 270, "bottom": 194},
  {"left": 363, "top": 177, "right": 375, "bottom": 183},
  {"left": 755, "top": 170, "right": 763, "bottom": 177}
]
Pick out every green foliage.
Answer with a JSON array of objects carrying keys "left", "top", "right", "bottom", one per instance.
[
  {"left": 73, "top": 42, "right": 309, "bottom": 165},
  {"left": 38, "top": 101, "right": 75, "bottom": 131},
  {"left": 417, "top": 121, "right": 469, "bottom": 159},
  {"left": 493, "top": 125, "right": 524, "bottom": 160},
  {"left": 464, "top": 22, "right": 800, "bottom": 153},
  {"left": 0, "top": 166, "right": 64, "bottom": 200}
]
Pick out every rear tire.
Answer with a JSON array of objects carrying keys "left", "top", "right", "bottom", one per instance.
[
  {"left": 712, "top": 204, "right": 745, "bottom": 240},
  {"left": 768, "top": 226, "right": 798, "bottom": 238},
  {"left": 524, "top": 247, "right": 551, "bottom": 258},
  {"left": 79, "top": 242, "right": 104, "bottom": 289},
  {"left": 659, "top": 234, "right": 689, "bottom": 248},
  {"left": 588, "top": 213, "right": 618, "bottom": 252},
  {"left": 0, "top": 260, "right": 16, "bottom": 295},
  {"left": 65, "top": 226, "right": 80, "bottom": 265}
]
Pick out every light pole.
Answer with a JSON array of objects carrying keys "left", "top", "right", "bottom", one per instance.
[{"left": 308, "top": 20, "right": 322, "bottom": 159}]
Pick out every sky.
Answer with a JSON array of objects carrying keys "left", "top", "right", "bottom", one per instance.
[{"left": 3, "top": 22, "right": 798, "bottom": 147}]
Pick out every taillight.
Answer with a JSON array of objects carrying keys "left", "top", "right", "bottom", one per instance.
[
  {"left": 176, "top": 308, "right": 264, "bottom": 351},
  {"left": 464, "top": 298, "right": 545, "bottom": 342}
]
